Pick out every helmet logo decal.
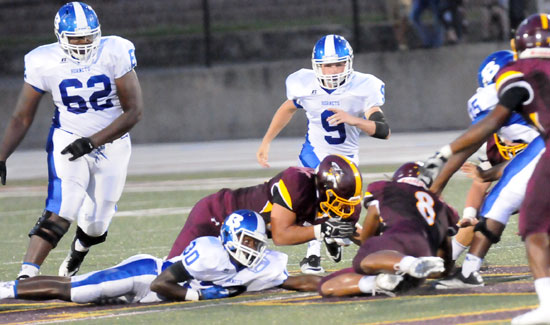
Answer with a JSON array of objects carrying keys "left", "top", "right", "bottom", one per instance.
[
  {"left": 225, "top": 213, "right": 244, "bottom": 230},
  {"left": 326, "top": 162, "right": 343, "bottom": 188}
]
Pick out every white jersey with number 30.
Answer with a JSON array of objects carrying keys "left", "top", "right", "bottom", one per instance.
[
  {"left": 24, "top": 36, "right": 137, "bottom": 137},
  {"left": 183, "top": 236, "right": 289, "bottom": 292},
  {"left": 286, "top": 69, "right": 385, "bottom": 163}
]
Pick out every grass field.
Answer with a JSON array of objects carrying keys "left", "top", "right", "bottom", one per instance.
[{"left": 0, "top": 163, "right": 536, "bottom": 324}]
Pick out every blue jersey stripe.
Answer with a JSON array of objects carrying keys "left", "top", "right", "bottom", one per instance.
[
  {"left": 299, "top": 133, "right": 321, "bottom": 168},
  {"left": 45, "top": 127, "right": 62, "bottom": 214},
  {"left": 72, "top": 258, "right": 158, "bottom": 288}
]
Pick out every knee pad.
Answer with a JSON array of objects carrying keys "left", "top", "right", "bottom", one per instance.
[
  {"left": 28, "top": 210, "right": 69, "bottom": 248},
  {"left": 76, "top": 226, "right": 108, "bottom": 247},
  {"left": 474, "top": 218, "right": 501, "bottom": 244}
]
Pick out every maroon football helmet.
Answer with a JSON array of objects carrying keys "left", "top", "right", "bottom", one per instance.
[
  {"left": 392, "top": 162, "right": 432, "bottom": 189},
  {"left": 512, "top": 13, "right": 550, "bottom": 59},
  {"left": 316, "top": 155, "right": 362, "bottom": 219}
]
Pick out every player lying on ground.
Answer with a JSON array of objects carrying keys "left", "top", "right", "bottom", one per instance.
[
  {"left": 0, "top": 210, "right": 320, "bottom": 304},
  {"left": 318, "top": 162, "right": 459, "bottom": 297}
]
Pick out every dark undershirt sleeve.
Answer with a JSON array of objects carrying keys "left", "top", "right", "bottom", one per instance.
[{"left": 498, "top": 86, "right": 530, "bottom": 112}]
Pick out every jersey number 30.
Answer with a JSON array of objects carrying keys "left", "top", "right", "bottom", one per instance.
[{"left": 59, "top": 74, "right": 113, "bottom": 114}]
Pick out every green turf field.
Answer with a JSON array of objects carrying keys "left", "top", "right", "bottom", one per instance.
[{"left": 0, "top": 164, "right": 535, "bottom": 324}]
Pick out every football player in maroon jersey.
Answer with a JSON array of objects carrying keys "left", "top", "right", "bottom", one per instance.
[
  {"left": 167, "top": 155, "right": 363, "bottom": 260},
  {"left": 318, "top": 162, "right": 459, "bottom": 297},
  {"left": 423, "top": 14, "right": 550, "bottom": 324}
]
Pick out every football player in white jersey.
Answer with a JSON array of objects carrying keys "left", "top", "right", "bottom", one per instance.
[
  {"left": 0, "top": 2, "right": 143, "bottom": 280},
  {"left": 431, "top": 50, "right": 545, "bottom": 289},
  {"left": 256, "top": 34, "right": 390, "bottom": 274},
  {"left": 0, "top": 210, "right": 320, "bottom": 304}
]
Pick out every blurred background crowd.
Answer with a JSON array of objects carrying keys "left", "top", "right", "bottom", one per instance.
[{"left": 0, "top": 0, "right": 541, "bottom": 75}]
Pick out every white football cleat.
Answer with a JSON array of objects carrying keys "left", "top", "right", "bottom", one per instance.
[
  {"left": 398, "top": 256, "right": 445, "bottom": 278},
  {"left": 373, "top": 273, "right": 404, "bottom": 297}
]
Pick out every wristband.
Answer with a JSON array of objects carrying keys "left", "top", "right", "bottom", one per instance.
[
  {"left": 185, "top": 289, "right": 200, "bottom": 301},
  {"left": 439, "top": 144, "right": 453, "bottom": 160},
  {"left": 462, "top": 207, "right": 477, "bottom": 220},
  {"left": 313, "top": 224, "right": 322, "bottom": 241}
]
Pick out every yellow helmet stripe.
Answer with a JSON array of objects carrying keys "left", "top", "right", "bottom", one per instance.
[
  {"left": 495, "top": 70, "right": 524, "bottom": 91},
  {"left": 334, "top": 154, "right": 362, "bottom": 197},
  {"left": 541, "top": 13, "right": 549, "bottom": 30}
]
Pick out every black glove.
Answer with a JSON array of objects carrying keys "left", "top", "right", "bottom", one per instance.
[
  {"left": 0, "top": 161, "right": 6, "bottom": 185},
  {"left": 61, "top": 137, "right": 95, "bottom": 161},
  {"left": 319, "top": 220, "right": 354, "bottom": 239}
]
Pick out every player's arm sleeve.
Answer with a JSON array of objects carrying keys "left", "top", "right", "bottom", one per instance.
[
  {"left": 183, "top": 238, "right": 234, "bottom": 282},
  {"left": 364, "top": 77, "right": 386, "bottom": 108},
  {"left": 112, "top": 37, "right": 138, "bottom": 79},
  {"left": 362, "top": 189, "right": 379, "bottom": 210},
  {"left": 495, "top": 70, "right": 532, "bottom": 112},
  {"left": 247, "top": 251, "right": 289, "bottom": 291},
  {"left": 23, "top": 53, "right": 47, "bottom": 93},
  {"left": 271, "top": 180, "right": 294, "bottom": 211},
  {"left": 498, "top": 87, "right": 530, "bottom": 112},
  {"left": 285, "top": 70, "right": 307, "bottom": 109}
]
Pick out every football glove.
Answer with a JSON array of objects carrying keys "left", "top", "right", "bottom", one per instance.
[
  {"left": 422, "top": 144, "right": 452, "bottom": 181},
  {"left": 0, "top": 161, "right": 6, "bottom": 185},
  {"left": 324, "top": 238, "right": 343, "bottom": 263},
  {"left": 61, "top": 137, "right": 95, "bottom": 161},
  {"left": 199, "top": 285, "right": 246, "bottom": 300},
  {"left": 314, "top": 220, "right": 354, "bottom": 240},
  {"left": 421, "top": 153, "right": 447, "bottom": 184}
]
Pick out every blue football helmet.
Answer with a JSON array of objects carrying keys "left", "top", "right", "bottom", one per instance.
[
  {"left": 220, "top": 209, "right": 267, "bottom": 268},
  {"left": 312, "top": 35, "right": 354, "bottom": 89},
  {"left": 54, "top": 2, "right": 101, "bottom": 63},
  {"left": 477, "top": 50, "right": 514, "bottom": 87}
]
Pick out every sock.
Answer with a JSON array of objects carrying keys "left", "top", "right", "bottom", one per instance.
[
  {"left": 534, "top": 277, "right": 550, "bottom": 307},
  {"left": 0, "top": 281, "right": 16, "bottom": 299},
  {"left": 396, "top": 256, "right": 416, "bottom": 273},
  {"left": 451, "top": 237, "right": 468, "bottom": 261},
  {"left": 461, "top": 254, "right": 482, "bottom": 278},
  {"left": 357, "top": 275, "right": 376, "bottom": 294},
  {"left": 18, "top": 263, "right": 40, "bottom": 278},
  {"left": 75, "top": 239, "right": 90, "bottom": 253},
  {"left": 306, "top": 239, "right": 322, "bottom": 257}
]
